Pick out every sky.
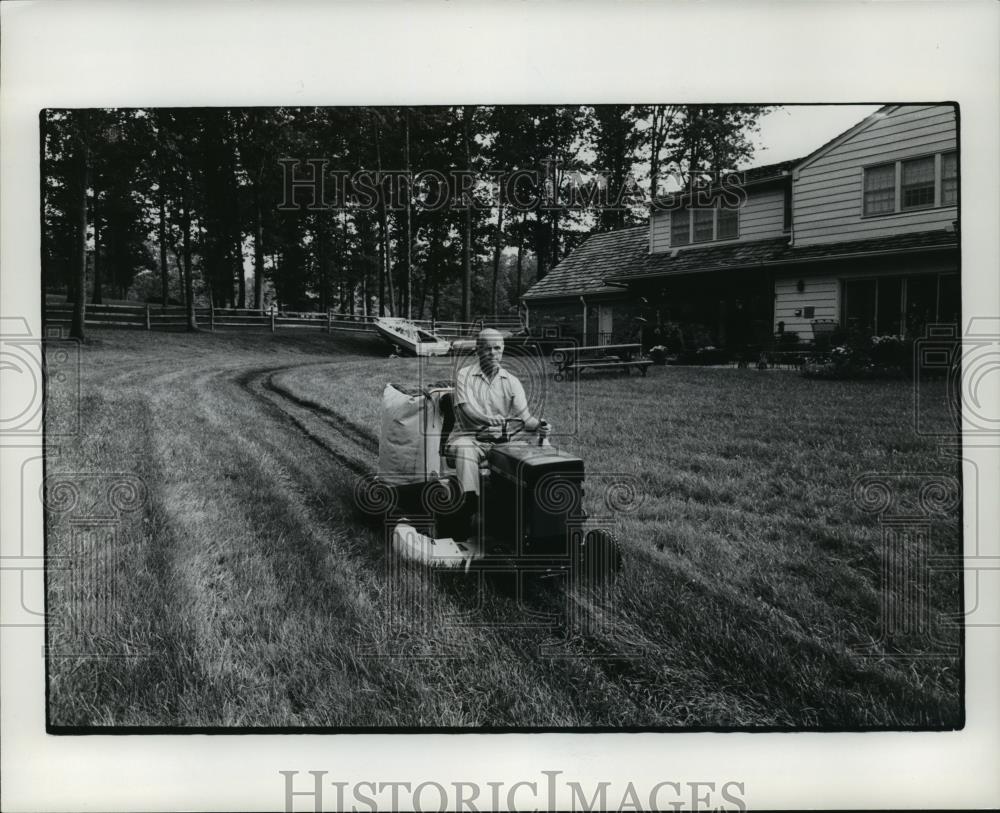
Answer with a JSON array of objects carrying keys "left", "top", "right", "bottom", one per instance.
[{"left": 747, "top": 104, "right": 883, "bottom": 167}]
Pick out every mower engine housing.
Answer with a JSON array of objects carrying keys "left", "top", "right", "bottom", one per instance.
[{"left": 483, "top": 442, "right": 585, "bottom": 559}]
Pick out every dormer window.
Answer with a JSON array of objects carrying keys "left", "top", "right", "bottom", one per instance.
[
  {"left": 718, "top": 205, "right": 739, "bottom": 239},
  {"left": 669, "top": 203, "right": 739, "bottom": 246},
  {"left": 693, "top": 209, "right": 714, "bottom": 242},
  {"left": 671, "top": 208, "right": 690, "bottom": 246}
]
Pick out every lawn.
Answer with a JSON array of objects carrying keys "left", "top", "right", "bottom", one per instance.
[{"left": 45, "top": 330, "right": 962, "bottom": 729}]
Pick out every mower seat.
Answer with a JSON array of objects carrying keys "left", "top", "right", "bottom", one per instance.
[
  {"left": 437, "top": 391, "right": 489, "bottom": 480},
  {"left": 438, "top": 391, "right": 457, "bottom": 467}
]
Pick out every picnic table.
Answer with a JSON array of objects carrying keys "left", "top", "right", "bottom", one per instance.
[{"left": 551, "top": 343, "right": 653, "bottom": 381}]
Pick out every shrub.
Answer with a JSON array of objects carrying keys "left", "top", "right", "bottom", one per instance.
[
  {"left": 870, "top": 334, "right": 911, "bottom": 369},
  {"left": 647, "top": 323, "right": 686, "bottom": 353},
  {"left": 669, "top": 345, "right": 731, "bottom": 366},
  {"left": 800, "top": 335, "right": 914, "bottom": 379}
]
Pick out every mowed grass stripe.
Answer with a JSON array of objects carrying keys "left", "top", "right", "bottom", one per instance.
[{"left": 150, "top": 365, "right": 571, "bottom": 726}]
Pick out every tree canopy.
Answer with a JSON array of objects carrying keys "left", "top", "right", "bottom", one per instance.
[{"left": 41, "top": 104, "right": 773, "bottom": 335}]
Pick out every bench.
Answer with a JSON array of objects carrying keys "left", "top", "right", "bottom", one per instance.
[{"left": 551, "top": 343, "right": 651, "bottom": 381}]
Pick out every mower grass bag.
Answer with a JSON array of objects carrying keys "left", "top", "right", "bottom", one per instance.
[{"left": 377, "top": 382, "right": 450, "bottom": 486}]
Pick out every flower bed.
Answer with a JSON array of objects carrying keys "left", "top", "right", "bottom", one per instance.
[{"left": 801, "top": 334, "right": 913, "bottom": 380}]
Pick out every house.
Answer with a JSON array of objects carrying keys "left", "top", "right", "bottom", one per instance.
[
  {"left": 518, "top": 225, "right": 649, "bottom": 345},
  {"left": 522, "top": 104, "right": 959, "bottom": 348}
]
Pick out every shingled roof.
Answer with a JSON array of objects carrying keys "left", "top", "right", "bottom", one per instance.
[
  {"left": 605, "top": 236, "right": 790, "bottom": 283},
  {"left": 523, "top": 228, "right": 958, "bottom": 299},
  {"left": 652, "top": 157, "right": 801, "bottom": 209},
  {"left": 521, "top": 226, "right": 648, "bottom": 300},
  {"left": 525, "top": 227, "right": 958, "bottom": 298},
  {"left": 605, "top": 228, "right": 958, "bottom": 284},
  {"left": 741, "top": 157, "right": 802, "bottom": 184},
  {"left": 775, "top": 228, "right": 958, "bottom": 265}
]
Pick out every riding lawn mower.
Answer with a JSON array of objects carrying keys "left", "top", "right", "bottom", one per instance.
[{"left": 355, "top": 382, "right": 623, "bottom": 589}]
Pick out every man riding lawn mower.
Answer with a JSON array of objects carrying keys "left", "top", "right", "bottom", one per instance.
[{"left": 357, "top": 329, "right": 623, "bottom": 588}]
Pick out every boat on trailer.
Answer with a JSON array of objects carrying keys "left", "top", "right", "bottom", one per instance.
[{"left": 373, "top": 317, "right": 452, "bottom": 357}]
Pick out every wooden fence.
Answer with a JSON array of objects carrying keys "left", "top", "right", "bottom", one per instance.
[{"left": 44, "top": 303, "right": 523, "bottom": 337}]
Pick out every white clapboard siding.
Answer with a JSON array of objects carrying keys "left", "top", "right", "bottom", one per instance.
[
  {"left": 773, "top": 254, "right": 958, "bottom": 337},
  {"left": 774, "top": 276, "right": 839, "bottom": 338},
  {"left": 650, "top": 210, "right": 671, "bottom": 252},
  {"left": 793, "top": 105, "right": 957, "bottom": 246},
  {"left": 650, "top": 185, "right": 787, "bottom": 253}
]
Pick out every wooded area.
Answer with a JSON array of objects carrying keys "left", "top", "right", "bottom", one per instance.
[{"left": 41, "top": 105, "right": 770, "bottom": 339}]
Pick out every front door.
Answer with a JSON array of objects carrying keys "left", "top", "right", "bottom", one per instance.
[{"left": 597, "top": 304, "right": 613, "bottom": 345}]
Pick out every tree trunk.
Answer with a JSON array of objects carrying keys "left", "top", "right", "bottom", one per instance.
[
  {"left": 381, "top": 212, "right": 395, "bottom": 317},
  {"left": 417, "top": 283, "right": 426, "bottom": 320},
  {"left": 404, "top": 109, "right": 413, "bottom": 320},
  {"left": 316, "top": 218, "right": 328, "bottom": 312},
  {"left": 40, "top": 112, "right": 50, "bottom": 293},
  {"left": 235, "top": 231, "right": 246, "bottom": 309},
  {"left": 462, "top": 105, "right": 473, "bottom": 322},
  {"left": 181, "top": 183, "right": 198, "bottom": 331},
  {"left": 228, "top": 115, "right": 246, "bottom": 310},
  {"left": 515, "top": 217, "right": 525, "bottom": 301},
  {"left": 373, "top": 117, "right": 395, "bottom": 316},
  {"left": 159, "top": 184, "right": 169, "bottom": 309},
  {"left": 172, "top": 246, "right": 184, "bottom": 285},
  {"left": 551, "top": 211, "right": 560, "bottom": 270},
  {"left": 649, "top": 105, "right": 663, "bottom": 203},
  {"left": 70, "top": 121, "right": 89, "bottom": 341},
  {"left": 91, "top": 191, "right": 102, "bottom": 304},
  {"left": 416, "top": 258, "right": 428, "bottom": 319},
  {"left": 534, "top": 213, "right": 548, "bottom": 281},
  {"left": 253, "top": 181, "right": 265, "bottom": 311},
  {"left": 346, "top": 211, "right": 364, "bottom": 317},
  {"left": 490, "top": 198, "right": 505, "bottom": 314},
  {"left": 377, "top": 247, "right": 385, "bottom": 314}
]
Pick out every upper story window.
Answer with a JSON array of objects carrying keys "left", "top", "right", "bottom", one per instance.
[
  {"left": 863, "top": 164, "right": 895, "bottom": 214},
  {"left": 901, "top": 156, "right": 935, "bottom": 209},
  {"left": 693, "top": 209, "right": 714, "bottom": 242},
  {"left": 941, "top": 151, "right": 958, "bottom": 206},
  {"left": 671, "top": 208, "right": 690, "bottom": 246},
  {"left": 862, "top": 150, "right": 957, "bottom": 216},
  {"left": 718, "top": 206, "right": 739, "bottom": 239},
  {"left": 669, "top": 203, "right": 739, "bottom": 246}
]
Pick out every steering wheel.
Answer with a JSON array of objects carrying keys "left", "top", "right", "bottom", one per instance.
[{"left": 476, "top": 418, "right": 527, "bottom": 444}]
